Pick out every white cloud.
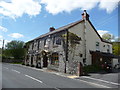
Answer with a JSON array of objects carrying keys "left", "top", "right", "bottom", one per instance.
[
  {"left": 0, "top": 0, "right": 41, "bottom": 19},
  {"left": 8, "top": 33, "right": 24, "bottom": 38},
  {"left": 0, "top": 26, "right": 8, "bottom": 32},
  {"left": 0, "top": 35, "right": 3, "bottom": 40},
  {"left": 0, "top": 0, "right": 119, "bottom": 19},
  {"left": 41, "top": 0, "right": 119, "bottom": 15},
  {"left": 99, "top": 0, "right": 119, "bottom": 13},
  {"left": 97, "top": 30, "right": 109, "bottom": 36}
]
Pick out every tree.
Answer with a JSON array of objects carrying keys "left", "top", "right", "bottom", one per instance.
[
  {"left": 102, "top": 33, "right": 114, "bottom": 42},
  {"left": 112, "top": 42, "right": 120, "bottom": 56},
  {"left": 114, "top": 37, "right": 120, "bottom": 42},
  {"left": 4, "top": 40, "right": 25, "bottom": 59},
  {"left": 6, "top": 40, "right": 24, "bottom": 49}
]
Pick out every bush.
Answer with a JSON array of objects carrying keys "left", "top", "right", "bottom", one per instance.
[
  {"left": 83, "top": 65, "right": 102, "bottom": 73},
  {"left": 26, "top": 64, "right": 29, "bottom": 66},
  {"left": 22, "top": 63, "right": 25, "bottom": 65},
  {"left": 31, "top": 64, "right": 34, "bottom": 67}
]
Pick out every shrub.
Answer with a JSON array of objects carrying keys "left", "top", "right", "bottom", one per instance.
[
  {"left": 22, "top": 63, "right": 25, "bottom": 65},
  {"left": 26, "top": 64, "right": 29, "bottom": 66},
  {"left": 31, "top": 64, "right": 34, "bottom": 67},
  {"left": 83, "top": 65, "right": 102, "bottom": 73}
]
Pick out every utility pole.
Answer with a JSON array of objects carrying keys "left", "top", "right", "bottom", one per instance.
[{"left": 2, "top": 39, "right": 4, "bottom": 50}]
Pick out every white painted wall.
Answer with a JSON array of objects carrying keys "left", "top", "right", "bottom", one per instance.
[
  {"left": 68, "top": 20, "right": 112, "bottom": 65},
  {"left": 112, "top": 58, "right": 118, "bottom": 67},
  {"left": 68, "top": 21, "right": 85, "bottom": 64},
  {"left": 85, "top": 21, "right": 112, "bottom": 65}
]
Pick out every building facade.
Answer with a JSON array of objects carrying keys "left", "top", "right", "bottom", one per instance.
[{"left": 24, "top": 10, "right": 115, "bottom": 75}]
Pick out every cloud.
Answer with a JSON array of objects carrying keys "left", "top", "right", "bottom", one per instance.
[
  {"left": 0, "top": 26, "right": 8, "bottom": 32},
  {"left": 8, "top": 33, "right": 24, "bottom": 38},
  {"left": 0, "top": 35, "right": 3, "bottom": 39},
  {"left": 41, "top": 0, "right": 119, "bottom": 15},
  {"left": 0, "top": 0, "right": 119, "bottom": 19},
  {"left": 0, "top": 0, "right": 41, "bottom": 19},
  {"left": 99, "top": 0, "right": 119, "bottom": 13},
  {"left": 97, "top": 30, "right": 109, "bottom": 36}
]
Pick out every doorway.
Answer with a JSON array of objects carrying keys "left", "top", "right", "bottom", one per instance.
[
  {"left": 31, "top": 55, "right": 34, "bottom": 65},
  {"left": 43, "top": 52, "right": 48, "bottom": 67}
]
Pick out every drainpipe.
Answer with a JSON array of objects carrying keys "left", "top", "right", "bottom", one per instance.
[
  {"left": 65, "top": 29, "right": 68, "bottom": 73},
  {"left": 83, "top": 10, "right": 87, "bottom": 65}
]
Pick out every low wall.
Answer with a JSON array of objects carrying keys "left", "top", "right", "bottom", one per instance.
[{"left": 2, "top": 59, "right": 23, "bottom": 63}]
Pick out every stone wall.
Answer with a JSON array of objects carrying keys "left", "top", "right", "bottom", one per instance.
[{"left": 2, "top": 59, "right": 23, "bottom": 63}]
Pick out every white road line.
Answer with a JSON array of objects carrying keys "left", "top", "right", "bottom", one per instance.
[
  {"left": 3, "top": 67, "right": 8, "bottom": 69},
  {"left": 11, "top": 69, "right": 20, "bottom": 74},
  {"left": 82, "top": 76, "right": 120, "bottom": 86},
  {"left": 25, "top": 74, "right": 43, "bottom": 83},
  {"left": 78, "top": 79, "right": 111, "bottom": 88}
]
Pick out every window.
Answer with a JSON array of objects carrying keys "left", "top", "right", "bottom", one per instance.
[
  {"left": 96, "top": 42, "right": 100, "bottom": 51},
  {"left": 44, "top": 39, "right": 47, "bottom": 46},
  {"left": 56, "top": 37, "right": 61, "bottom": 45},
  {"left": 37, "top": 40, "right": 40, "bottom": 50},
  {"left": 51, "top": 52, "right": 59, "bottom": 65},
  {"left": 103, "top": 45, "right": 105, "bottom": 47},
  {"left": 44, "top": 38, "right": 50, "bottom": 48},
  {"left": 32, "top": 43, "right": 34, "bottom": 50},
  {"left": 53, "top": 36, "right": 61, "bottom": 46},
  {"left": 107, "top": 45, "right": 110, "bottom": 53}
]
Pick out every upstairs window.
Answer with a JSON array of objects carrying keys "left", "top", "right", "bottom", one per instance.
[
  {"left": 44, "top": 39, "right": 47, "bottom": 46},
  {"left": 96, "top": 42, "right": 100, "bottom": 51},
  {"left": 37, "top": 40, "right": 40, "bottom": 50},
  {"left": 53, "top": 36, "right": 61, "bottom": 46},
  {"left": 44, "top": 38, "right": 50, "bottom": 48},
  {"left": 107, "top": 45, "right": 110, "bottom": 53},
  {"left": 32, "top": 43, "right": 34, "bottom": 50}
]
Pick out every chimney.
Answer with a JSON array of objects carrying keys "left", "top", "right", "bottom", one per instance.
[
  {"left": 81, "top": 10, "right": 89, "bottom": 20},
  {"left": 49, "top": 27, "right": 55, "bottom": 32}
]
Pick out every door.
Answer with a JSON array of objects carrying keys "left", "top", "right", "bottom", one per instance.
[
  {"left": 43, "top": 55, "right": 48, "bottom": 67},
  {"left": 31, "top": 55, "right": 34, "bottom": 65}
]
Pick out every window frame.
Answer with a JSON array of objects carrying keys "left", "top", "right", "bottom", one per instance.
[
  {"left": 51, "top": 52, "right": 59, "bottom": 66},
  {"left": 96, "top": 42, "right": 100, "bottom": 51}
]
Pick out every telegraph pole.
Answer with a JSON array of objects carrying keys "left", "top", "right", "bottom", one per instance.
[{"left": 2, "top": 39, "right": 4, "bottom": 50}]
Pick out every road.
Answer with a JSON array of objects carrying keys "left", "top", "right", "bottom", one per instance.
[{"left": 2, "top": 63, "right": 120, "bottom": 89}]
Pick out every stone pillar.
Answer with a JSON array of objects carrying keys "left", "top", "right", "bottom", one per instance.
[{"left": 77, "top": 62, "right": 83, "bottom": 76}]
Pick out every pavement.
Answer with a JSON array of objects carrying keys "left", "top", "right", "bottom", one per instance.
[{"left": 2, "top": 63, "right": 120, "bottom": 89}]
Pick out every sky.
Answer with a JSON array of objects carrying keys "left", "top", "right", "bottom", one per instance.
[{"left": 0, "top": 0, "right": 119, "bottom": 47}]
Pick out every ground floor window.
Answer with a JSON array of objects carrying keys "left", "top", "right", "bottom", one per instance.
[{"left": 51, "top": 52, "right": 59, "bottom": 66}]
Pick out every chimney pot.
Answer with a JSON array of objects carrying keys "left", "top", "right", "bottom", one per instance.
[
  {"left": 81, "top": 10, "right": 89, "bottom": 20},
  {"left": 49, "top": 27, "right": 55, "bottom": 32}
]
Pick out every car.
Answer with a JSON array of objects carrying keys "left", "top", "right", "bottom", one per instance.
[
  {"left": 114, "top": 63, "right": 120, "bottom": 69},
  {"left": 102, "top": 63, "right": 112, "bottom": 72}
]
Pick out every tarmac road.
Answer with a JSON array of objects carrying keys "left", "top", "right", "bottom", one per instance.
[{"left": 2, "top": 63, "right": 119, "bottom": 89}]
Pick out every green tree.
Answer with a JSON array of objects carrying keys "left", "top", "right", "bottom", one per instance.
[
  {"left": 112, "top": 42, "right": 120, "bottom": 56},
  {"left": 102, "top": 33, "right": 114, "bottom": 42},
  {"left": 5, "top": 40, "right": 25, "bottom": 59},
  {"left": 6, "top": 40, "right": 24, "bottom": 49}
]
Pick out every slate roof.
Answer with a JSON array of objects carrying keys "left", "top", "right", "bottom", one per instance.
[{"left": 27, "top": 19, "right": 111, "bottom": 44}]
